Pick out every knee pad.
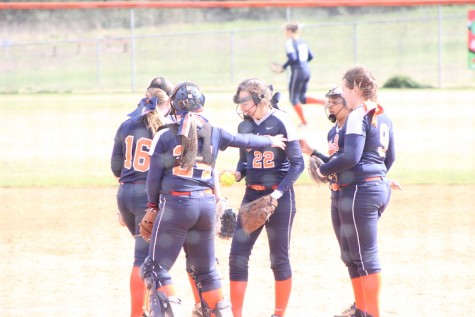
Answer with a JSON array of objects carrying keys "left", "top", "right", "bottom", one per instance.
[
  {"left": 204, "top": 299, "right": 232, "bottom": 317},
  {"left": 140, "top": 257, "right": 172, "bottom": 290},
  {"left": 148, "top": 288, "right": 182, "bottom": 317}
]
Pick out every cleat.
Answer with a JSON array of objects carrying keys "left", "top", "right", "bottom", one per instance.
[
  {"left": 334, "top": 303, "right": 356, "bottom": 317},
  {"left": 191, "top": 302, "right": 203, "bottom": 317},
  {"left": 354, "top": 308, "right": 373, "bottom": 317}
]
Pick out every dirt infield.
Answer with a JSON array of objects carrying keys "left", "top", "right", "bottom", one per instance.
[{"left": 1, "top": 184, "right": 473, "bottom": 316}]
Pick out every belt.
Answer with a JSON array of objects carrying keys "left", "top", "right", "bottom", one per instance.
[
  {"left": 169, "top": 189, "right": 214, "bottom": 196},
  {"left": 340, "top": 176, "right": 383, "bottom": 188},
  {"left": 120, "top": 181, "right": 146, "bottom": 185},
  {"left": 248, "top": 184, "right": 278, "bottom": 191}
]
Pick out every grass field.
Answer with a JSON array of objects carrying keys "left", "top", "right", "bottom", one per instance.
[{"left": 1, "top": 89, "right": 474, "bottom": 187}]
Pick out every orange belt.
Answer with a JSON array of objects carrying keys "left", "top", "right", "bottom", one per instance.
[
  {"left": 365, "top": 176, "right": 382, "bottom": 182},
  {"left": 340, "top": 176, "right": 383, "bottom": 188},
  {"left": 169, "top": 189, "right": 213, "bottom": 196},
  {"left": 248, "top": 184, "right": 278, "bottom": 191}
]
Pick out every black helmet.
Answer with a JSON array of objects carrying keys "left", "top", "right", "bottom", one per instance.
[
  {"left": 147, "top": 76, "right": 174, "bottom": 97},
  {"left": 170, "top": 82, "right": 205, "bottom": 114}
]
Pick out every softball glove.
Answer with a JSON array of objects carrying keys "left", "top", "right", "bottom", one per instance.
[
  {"left": 215, "top": 197, "right": 237, "bottom": 240},
  {"left": 239, "top": 194, "right": 278, "bottom": 234}
]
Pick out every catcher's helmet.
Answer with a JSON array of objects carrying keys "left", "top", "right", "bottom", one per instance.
[
  {"left": 325, "top": 86, "right": 343, "bottom": 98},
  {"left": 170, "top": 82, "right": 205, "bottom": 114}
]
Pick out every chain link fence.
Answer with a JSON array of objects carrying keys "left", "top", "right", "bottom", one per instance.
[{"left": 0, "top": 5, "right": 473, "bottom": 93}]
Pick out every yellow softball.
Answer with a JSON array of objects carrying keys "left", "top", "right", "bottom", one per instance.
[{"left": 219, "top": 171, "right": 235, "bottom": 187}]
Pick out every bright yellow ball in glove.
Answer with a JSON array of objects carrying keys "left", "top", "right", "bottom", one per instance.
[{"left": 219, "top": 171, "right": 235, "bottom": 187}]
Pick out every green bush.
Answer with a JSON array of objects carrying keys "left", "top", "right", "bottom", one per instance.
[{"left": 383, "top": 75, "right": 431, "bottom": 89}]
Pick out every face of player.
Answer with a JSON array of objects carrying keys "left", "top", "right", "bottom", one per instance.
[
  {"left": 341, "top": 79, "right": 358, "bottom": 109},
  {"left": 238, "top": 91, "right": 259, "bottom": 119},
  {"left": 326, "top": 97, "right": 344, "bottom": 114}
]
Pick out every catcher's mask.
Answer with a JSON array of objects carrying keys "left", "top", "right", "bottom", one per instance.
[
  {"left": 170, "top": 82, "right": 205, "bottom": 116},
  {"left": 324, "top": 87, "right": 346, "bottom": 123},
  {"left": 233, "top": 80, "right": 272, "bottom": 120},
  {"left": 233, "top": 92, "right": 261, "bottom": 120}
]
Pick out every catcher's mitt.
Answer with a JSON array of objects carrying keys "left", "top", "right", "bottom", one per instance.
[
  {"left": 308, "top": 155, "right": 329, "bottom": 184},
  {"left": 270, "top": 62, "right": 284, "bottom": 74},
  {"left": 215, "top": 197, "right": 237, "bottom": 240},
  {"left": 239, "top": 194, "right": 278, "bottom": 234},
  {"left": 139, "top": 206, "right": 158, "bottom": 242}
]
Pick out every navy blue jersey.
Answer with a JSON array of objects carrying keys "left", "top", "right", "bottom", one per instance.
[
  {"left": 320, "top": 104, "right": 395, "bottom": 185},
  {"left": 327, "top": 124, "right": 341, "bottom": 158},
  {"left": 236, "top": 109, "right": 304, "bottom": 192},
  {"left": 111, "top": 116, "right": 153, "bottom": 183},
  {"left": 282, "top": 38, "right": 313, "bottom": 71},
  {"left": 146, "top": 124, "right": 274, "bottom": 204}
]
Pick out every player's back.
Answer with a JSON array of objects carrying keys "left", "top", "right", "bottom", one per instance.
[
  {"left": 149, "top": 125, "right": 214, "bottom": 193},
  {"left": 285, "top": 38, "right": 312, "bottom": 68},
  {"left": 115, "top": 116, "right": 153, "bottom": 183}
]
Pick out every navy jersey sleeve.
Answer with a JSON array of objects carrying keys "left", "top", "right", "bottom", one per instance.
[
  {"left": 235, "top": 120, "right": 254, "bottom": 180},
  {"left": 312, "top": 151, "right": 330, "bottom": 163},
  {"left": 384, "top": 123, "right": 396, "bottom": 171},
  {"left": 319, "top": 108, "right": 366, "bottom": 176},
  {"left": 319, "top": 134, "right": 364, "bottom": 176},
  {"left": 110, "top": 127, "right": 124, "bottom": 178},
  {"left": 216, "top": 127, "right": 272, "bottom": 151},
  {"left": 277, "top": 139, "right": 304, "bottom": 192},
  {"left": 146, "top": 129, "right": 168, "bottom": 205},
  {"left": 307, "top": 47, "right": 314, "bottom": 62}
]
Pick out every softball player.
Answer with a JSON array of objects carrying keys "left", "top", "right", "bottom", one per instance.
[
  {"left": 299, "top": 87, "right": 357, "bottom": 317},
  {"left": 281, "top": 22, "right": 325, "bottom": 127},
  {"left": 141, "top": 82, "right": 286, "bottom": 317},
  {"left": 228, "top": 78, "right": 305, "bottom": 317},
  {"left": 317, "top": 66, "right": 396, "bottom": 317},
  {"left": 119, "top": 76, "right": 210, "bottom": 317},
  {"left": 111, "top": 88, "right": 169, "bottom": 317}
]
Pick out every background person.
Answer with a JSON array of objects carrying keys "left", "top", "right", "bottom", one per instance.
[
  {"left": 279, "top": 22, "right": 325, "bottom": 127},
  {"left": 228, "top": 78, "right": 304, "bottom": 317}
]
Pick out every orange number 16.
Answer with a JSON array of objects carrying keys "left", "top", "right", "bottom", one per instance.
[{"left": 124, "top": 136, "right": 152, "bottom": 172}]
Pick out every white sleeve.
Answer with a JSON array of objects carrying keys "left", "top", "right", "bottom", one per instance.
[
  {"left": 148, "top": 128, "right": 168, "bottom": 155},
  {"left": 345, "top": 107, "right": 366, "bottom": 136}
]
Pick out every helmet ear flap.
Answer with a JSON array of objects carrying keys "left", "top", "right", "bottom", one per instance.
[{"left": 252, "top": 94, "right": 262, "bottom": 105}]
